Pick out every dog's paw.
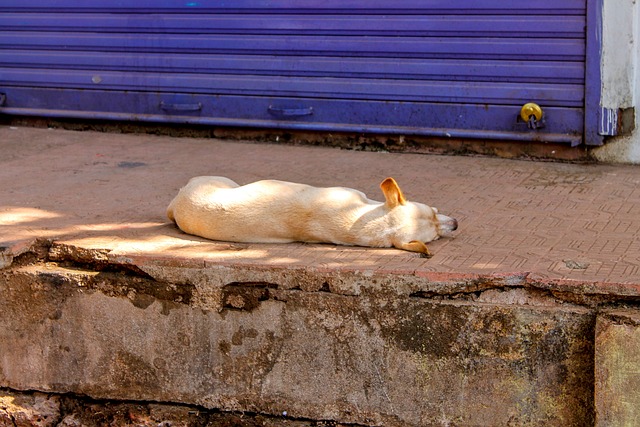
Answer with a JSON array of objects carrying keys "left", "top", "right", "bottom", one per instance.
[{"left": 398, "top": 240, "right": 432, "bottom": 257}]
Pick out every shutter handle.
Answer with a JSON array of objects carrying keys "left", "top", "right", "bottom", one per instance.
[
  {"left": 160, "top": 102, "right": 202, "bottom": 112},
  {"left": 268, "top": 105, "right": 314, "bottom": 117}
]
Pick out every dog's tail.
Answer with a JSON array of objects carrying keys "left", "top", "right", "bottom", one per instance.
[{"left": 166, "top": 198, "right": 176, "bottom": 223}]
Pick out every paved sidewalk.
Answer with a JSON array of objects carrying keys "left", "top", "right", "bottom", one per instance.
[{"left": 2, "top": 126, "right": 640, "bottom": 292}]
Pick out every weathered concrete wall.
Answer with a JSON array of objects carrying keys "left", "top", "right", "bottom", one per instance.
[
  {"left": 592, "top": 0, "right": 640, "bottom": 163},
  {"left": 595, "top": 310, "right": 640, "bottom": 427},
  {"left": 0, "top": 245, "right": 601, "bottom": 426},
  {"left": 600, "top": 0, "right": 637, "bottom": 110}
]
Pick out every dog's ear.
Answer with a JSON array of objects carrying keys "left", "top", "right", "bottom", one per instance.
[
  {"left": 380, "top": 177, "right": 407, "bottom": 208},
  {"left": 397, "top": 240, "right": 433, "bottom": 257}
]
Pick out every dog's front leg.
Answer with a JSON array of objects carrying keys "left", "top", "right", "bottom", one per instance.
[{"left": 396, "top": 240, "right": 433, "bottom": 258}]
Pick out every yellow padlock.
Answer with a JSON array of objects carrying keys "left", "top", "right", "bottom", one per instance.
[{"left": 520, "top": 102, "right": 543, "bottom": 123}]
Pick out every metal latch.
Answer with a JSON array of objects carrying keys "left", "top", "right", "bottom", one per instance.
[
  {"left": 268, "top": 106, "right": 314, "bottom": 117},
  {"left": 519, "top": 102, "right": 545, "bottom": 130},
  {"left": 160, "top": 102, "right": 202, "bottom": 112}
]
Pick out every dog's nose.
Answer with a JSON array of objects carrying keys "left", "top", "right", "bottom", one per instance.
[{"left": 436, "top": 214, "right": 458, "bottom": 234}]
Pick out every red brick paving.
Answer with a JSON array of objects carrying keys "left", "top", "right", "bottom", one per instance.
[{"left": 2, "top": 126, "right": 640, "bottom": 292}]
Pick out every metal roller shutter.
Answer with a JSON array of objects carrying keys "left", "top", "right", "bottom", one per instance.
[{"left": 0, "top": 1, "right": 599, "bottom": 145}]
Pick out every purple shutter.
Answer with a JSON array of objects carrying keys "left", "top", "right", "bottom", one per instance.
[{"left": 0, "top": 0, "right": 592, "bottom": 145}]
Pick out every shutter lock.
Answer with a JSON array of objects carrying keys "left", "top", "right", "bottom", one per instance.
[{"left": 519, "top": 102, "right": 545, "bottom": 130}]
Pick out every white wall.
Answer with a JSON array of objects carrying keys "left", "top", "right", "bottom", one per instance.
[{"left": 592, "top": 0, "right": 640, "bottom": 163}]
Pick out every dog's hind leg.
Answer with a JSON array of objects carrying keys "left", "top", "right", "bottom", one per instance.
[
  {"left": 187, "top": 176, "right": 239, "bottom": 189},
  {"left": 167, "top": 176, "right": 239, "bottom": 222},
  {"left": 205, "top": 176, "right": 240, "bottom": 189}
]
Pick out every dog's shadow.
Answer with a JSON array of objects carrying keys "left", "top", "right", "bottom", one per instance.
[{"left": 162, "top": 221, "right": 438, "bottom": 262}]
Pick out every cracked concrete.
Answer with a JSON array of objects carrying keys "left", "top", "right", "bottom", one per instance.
[
  {"left": 1, "top": 387, "right": 350, "bottom": 427},
  {"left": 1, "top": 243, "right": 597, "bottom": 425}
]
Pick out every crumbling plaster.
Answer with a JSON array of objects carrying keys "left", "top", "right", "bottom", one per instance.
[{"left": 592, "top": 0, "right": 640, "bottom": 163}]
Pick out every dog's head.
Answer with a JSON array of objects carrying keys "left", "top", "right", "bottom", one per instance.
[{"left": 380, "top": 177, "right": 458, "bottom": 256}]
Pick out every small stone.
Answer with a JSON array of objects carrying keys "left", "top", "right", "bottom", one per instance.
[{"left": 564, "top": 259, "right": 590, "bottom": 270}]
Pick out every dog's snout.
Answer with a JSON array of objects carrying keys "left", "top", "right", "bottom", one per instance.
[{"left": 436, "top": 214, "right": 458, "bottom": 234}]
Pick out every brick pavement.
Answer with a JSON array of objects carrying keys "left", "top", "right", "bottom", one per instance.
[{"left": 2, "top": 126, "right": 640, "bottom": 293}]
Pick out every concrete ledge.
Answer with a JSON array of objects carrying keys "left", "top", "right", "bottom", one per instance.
[{"left": 1, "top": 244, "right": 597, "bottom": 426}]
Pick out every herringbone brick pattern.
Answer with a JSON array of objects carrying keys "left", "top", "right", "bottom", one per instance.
[{"left": 2, "top": 126, "right": 640, "bottom": 287}]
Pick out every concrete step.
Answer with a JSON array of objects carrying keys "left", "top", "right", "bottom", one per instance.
[
  {"left": 1, "top": 241, "right": 638, "bottom": 426},
  {"left": 3, "top": 126, "right": 640, "bottom": 425}
]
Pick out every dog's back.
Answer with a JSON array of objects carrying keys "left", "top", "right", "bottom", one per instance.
[{"left": 167, "top": 176, "right": 372, "bottom": 244}]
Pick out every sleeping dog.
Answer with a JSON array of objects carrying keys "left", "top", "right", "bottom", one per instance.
[{"left": 167, "top": 176, "right": 457, "bottom": 256}]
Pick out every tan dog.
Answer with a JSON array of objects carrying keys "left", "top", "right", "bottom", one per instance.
[{"left": 167, "top": 177, "right": 457, "bottom": 256}]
